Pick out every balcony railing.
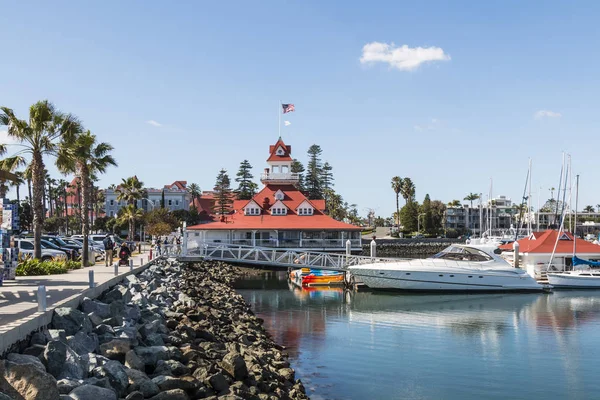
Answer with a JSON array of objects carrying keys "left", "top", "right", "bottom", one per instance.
[
  {"left": 260, "top": 172, "right": 300, "bottom": 182},
  {"left": 206, "top": 238, "right": 361, "bottom": 249}
]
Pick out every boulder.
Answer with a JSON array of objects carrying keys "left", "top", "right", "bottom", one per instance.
[
  {"left": 148, "top": 389, "right": 189, "bottom": 400},
  {"left": 125, "top": 369, "right": 159, "bottom": 398},
  {"left": 220, "top": 352, "right": 248, "bottom": 380},
  {"left": 30, "top": 331, "right": 48, "bottom": 346},
  {"left": 124, "top": 350, "right": 145, "bottom": 371},
  {"left": 46, "top": 329, "right": 68, "bottom": 343},
  {"left": 52, "top": 308, "right": 93, "bottom": 336},
  {"left": 133, "top": 346, "right": 181, "bottom": 367},
  {"left": 57, "top": 378, "right": 83, "bottom": 394},
  {"left": 69, "top": 384, "right": 117, "bottom": 400},
  {"left": 153, "top": 359, "right": 190, "bottom": 377},
  {"left": 92, "top": 360, "right": 128, "bottom": 397},
  {"left": 151, "top": 375, "right": 197, "bottom": 392},
  {"left": 22, "top": 344, "right": 47, "bottom": 358},
  {"left": 43, "top": 340, "right": 67, "bottom": 377},
  {"left": 125, "top": 391, "right": 145, "bottom": 400},
  {"left": 208, "top": 372, "right": 229, "bottom": 393},
  {"left": 68, "top": 332, "right": 99, "bottom": 356},
  {"left": 0, "top": 358, "right": 59, "bottom": 400},
  {"left": 103, "top": 286, "right": 131, "bottom": 304},
  {"left": 81, "top": 298, "right": 111, "bottom": 319},
  {"left": 6, "top": 353, "right": 46, "bottom": 372},
  {"left": 99, "top": 338, "right": 131, "bottom": 360}
]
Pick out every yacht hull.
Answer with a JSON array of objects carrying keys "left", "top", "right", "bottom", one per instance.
[
  {"left": 547, "top": 272, "right": 600, "bottom": 289},
  {"left": 351, "top": 268, "right": 545, "bottom": 292}
]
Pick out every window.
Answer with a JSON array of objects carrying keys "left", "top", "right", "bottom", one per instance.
[
  {"left": 109, "top": 211, "right": 114, "bottom": 217},
  {"left": 168, "top": 200, "right": 172, "bottom": 206},
  {"left": 276, "top": 146, "right": 284, "bottom": 155},
  {"left": 245, "top": 208, "right": 260, "bottom": 215},
  {"left": 274, "top": 190, "right": 284, "bottom": 200},
  {"left": 110, "top": 200, "right": 114, "bottom": 206},
  {"left": 272, "top": 207, "right": 287, "bottom": 215},
  {"left": 298, "top": 208, "right": 313, "bottom": 215},
  {"left": 176, "top": 200, "right": 179, "bottom": 206},
  {"left": 20, "top": 241, "right": 33, "bottom": 250}
]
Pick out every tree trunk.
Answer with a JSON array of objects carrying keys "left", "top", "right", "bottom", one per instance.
[
  {"left": 129, "top": 217, "right": 134, "bottom": 242},
  {"left": 396, "top": 194, "right": 399, "bottom": 226},
  {"left": 0, "top": 182, "right": 8, "bottom": 198},
  {"left": 90, "top": 183, "right": 95, "bottom": 233},
  {"left": 16, "top": 185, "right": 20, "bottom": 204},
  {"left": 64, "top": 187, "right": 69, "bottom": 235},
  {"left": 31, "top": 152, "right": 45, "bottom": 259},
  {"left": 80, "top": 166, "right": 90, "bottom": 268},
  {"left": 27, "top": 178, "right": 32, "bottom": 206}
]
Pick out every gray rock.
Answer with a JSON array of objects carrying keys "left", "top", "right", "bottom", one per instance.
[
  {"left": 44, "top": 340, "right": 67, "bottom": 377},
  {"left": 133, "top": 346, "right": 181, "bottom": 367},
  {"left": 30, "top": 331, "right": 48, "bottom": 346},
  {"left": 58, "top": 344, "right": 87, "bottom": 380},
  {"left": 6, "top": 353, "right": 46, "bottom": 372},
  {"left": 68, "top": 332, "right": 99, "bottom": 355},
  {"left": 95, "top": 324, "right": 114, "bottom": 335},
  {"left": 88, "top": 312, "right": 105, "bottom": 327},
  {"left": 220, "top": 352, "right": 248, "bottom": 380},
  {"left": 278, "top": 367, "right": 295, "bottom": 381},
  {"left": 148, "top": 389, "right": 189, "bottom": 400},
  {"left": 58, "top": 378, "right": 83, "bottom": 394},
  {"left": 208, "top": 372, "right": 229, "bottom": 392},
  {"left": 22, "top": 344, "right": 47, "bottom": 358},
  {"left": 153, "top": 359, "right": 190, "bottom": 377},
  {"left": 125, "top": 369, "right": 159, "bottom": 398},
  {"left": 52, "top": 308, "right": 93, "bottom": 336},
  {"left": 125, "top": 305, "right": 141, "bottom": 321},
  {"left": 92, "top": 360, "right": 128, "bottom": 397},
  {"left": 47, "top": 329, "right": 68, "bottom": 343},
  {"left": 69, "top": 384, "right": 117, "bottom": 400},
  {"left": 125, "top": 391, "right": 144, "bottom": 400},
  {"left": 144, "top": 333, "right": 165, "bottom": 346},
  {"left": 124, "top": 350, "right": 145, "bottom": 371},
  {"left": 103, "top": 286, "right": 131, "bottom": 304},
  {"left": 81, "top": 298, "right": 111, "bottom": 319},
  {"left": 0, "top": 358, "right": 59, "bottom": 400},
  {"left": 99, "top": 338, "right": 131, "bottom": 360},
  {"left": 82, "top": 376, "right": 113, "bottom": 391},
  {"left": 151, "top": 375, "right": 197, "bottom": 391}
]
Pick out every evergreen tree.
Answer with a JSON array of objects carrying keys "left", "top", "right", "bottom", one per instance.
[
  {"left": 430, "top": 200, "right": 447, "bottom": 234},
  {"left": 160, "top": 189, "right": 165, "bottom": 209},
  {"left": 234, "top": 159, "right": 258, "bottom": 200},
  {"left": 213, "top": 169, "right": 233, "bottom": 216},
  {"left": 291, "top": 159, "right": 305, "bottom": 191},
  {"left": 321, "top": 161, "right": 334, "bottom": 192},
  {"left": 420, "top": 194, "right": 434, "bottom": 235},
  {"left": 400, "top": 201, "right": 419, "bottom": 233},
  {"left": 306, "top": 144, "right": 323, "bottom": 199}
]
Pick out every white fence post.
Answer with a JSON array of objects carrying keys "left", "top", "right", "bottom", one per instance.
[
  {"left": 37, "top": 286, "right": 47, "bottom": 312},
  {"left": 370, "top": 239, "right": 377, "bottom": 258},
  {"left": 346, "top": 239, "right": 351, "bottom": 256},
  {"left": 89, "top": 270, "right": 94, "bottom": 288}
]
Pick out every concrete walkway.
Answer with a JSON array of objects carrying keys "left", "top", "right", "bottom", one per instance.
[{"left": 0, "top": 250, "right": 151, "bottom": 330}]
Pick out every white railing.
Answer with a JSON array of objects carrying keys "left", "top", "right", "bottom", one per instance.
[
  {"left": 260, "top": 172, "right": 300, "bottom": 181},
  {"left": 202, "top": 238, "right": 361, "bottom": 249},
  {"left": 180, "top": 242, "right": 499, "bottom": 272}
]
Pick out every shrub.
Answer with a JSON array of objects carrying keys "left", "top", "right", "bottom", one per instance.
[{"left": 16, "top": 259, "right": 72, "bottom": 276}]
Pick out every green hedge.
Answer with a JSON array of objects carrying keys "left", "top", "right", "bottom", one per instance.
[{"left": 16, "top": 260, "right": 82, "bottom": 276}]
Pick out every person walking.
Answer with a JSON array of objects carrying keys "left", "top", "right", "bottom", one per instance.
[
  {"left": 155, "top": 237, "right": 162, "bottom": 256},
  {"left": 103, "top": 234, "right": 114, "bottom": 267},
  {"left": 175, "top": 236, "right": 182, "bottom": 255}
]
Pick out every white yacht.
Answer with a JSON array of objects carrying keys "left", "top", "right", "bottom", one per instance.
[
  {"left": 349, "top": 244, "right": 548, "bottom": 292},
  {"left": 547, "top": 270, "right": 600, "bottom": 289}
]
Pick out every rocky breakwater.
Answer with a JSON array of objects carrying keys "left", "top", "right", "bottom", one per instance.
[{"left": 0, "top": 260, "right": 308, "bottom": 400}]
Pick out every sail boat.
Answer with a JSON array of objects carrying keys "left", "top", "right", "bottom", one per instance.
[{"left": 547, "top": 175, "right": 600, "bottom": 288}]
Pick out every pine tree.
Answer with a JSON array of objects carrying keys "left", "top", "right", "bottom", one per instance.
[
  {"left": 213, "top": 169, "right": 233, "bottom": 216},
  {"left": 321, "top": 162, "right": 334, "bottom": 192},
  {"left": 420, "top": 194, "right": 434, "bottom": 235},
  {"left": 291, "top": 159, "right": 305, "bottom": 191},
  {"left": 160, "top": 189, "right": 165, "bottom": 209},
  {"left": 306, "top": 144, "right": 323, "bottom": 200},
  {"left": 235, "top": 159, "right": 258, "bottom": 200}
]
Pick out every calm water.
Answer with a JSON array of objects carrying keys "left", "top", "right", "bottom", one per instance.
[{"left": 236, "top": 271, "right": 600, "bottom": 400}]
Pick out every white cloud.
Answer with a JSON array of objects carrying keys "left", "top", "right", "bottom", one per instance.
[
  {"left": 146, "top": 120, "right": 162, "bottom": 127},
  {"left": 0, "top": 130, "right": 21, "bottom": 145},
  {"left": 414, "top": 118, "right": 439, "bottom": 132},
  {"left": 360, "top": 42, "right": 450, "bottom": 71},
  {"left": 284, "top": 121, "right": 291, "bottom": 126},
  {"left": 534, "top": 110, "right": 562, "bottom": 119}
]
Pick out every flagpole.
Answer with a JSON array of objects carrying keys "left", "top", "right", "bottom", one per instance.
[{"left": 278, "top": 100, "right": 281, "bottom": 138}]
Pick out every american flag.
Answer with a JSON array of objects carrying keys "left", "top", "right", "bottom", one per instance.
[{"left": 282, "top": 103, "right": 295, "bottom": 113}]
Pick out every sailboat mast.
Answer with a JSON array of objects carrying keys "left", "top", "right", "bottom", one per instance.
[
  {"left": 528, "top": 159, "right": 532, "bottom": 235},
  {"left": 573, "top": 175, "right": 579, "bottom": 258}
]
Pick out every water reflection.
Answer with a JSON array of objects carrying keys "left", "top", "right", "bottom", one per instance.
[{"left": 237, "top": 272, "right": 600, "bottom": 400}]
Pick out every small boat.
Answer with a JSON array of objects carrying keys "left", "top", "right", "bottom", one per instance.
[
  {"left": 546, "top": 175, "right": 600, "bottom": 289},
  {"left": 348, "top": 244, "right": 548, "bottom": 292},
  {"left": 290, "top": 268, "right": 345, "bottom": 287}
]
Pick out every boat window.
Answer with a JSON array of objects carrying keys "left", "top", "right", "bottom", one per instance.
[
  {"left": 430, "top": 246, "right": 493, "bottom": 262},
  {"left": 580, "top": 273, "right": 592, "bottom": 276}
]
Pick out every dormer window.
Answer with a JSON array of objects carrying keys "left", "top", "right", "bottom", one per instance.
[
  {"left": 271, "top": 207, "right": 287, "bottom": 215},
  {"left": 244, "top": 200, "right": 262, "bottom": 216},
  {"left": 298, "top": 208, "right": 313, "bottom": 216},
  {"left": 276, "top": 146, "right": 285, "bottom": 155},
  {"left": 274, "top": 190, "right": 285, "bottom": 201}
]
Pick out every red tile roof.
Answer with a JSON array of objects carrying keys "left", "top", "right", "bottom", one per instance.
[
  {"left": 499, "top": 230, "right": 600, "bottom": 254},
  {"left": 164, "top": 181, "right": 187, "bottom": 190},
  {"left": 267, "top": 137, "right": 293, "bottom": 162},
  {"left": 188, "top": 184, "right": 361, "bottom": 231}
]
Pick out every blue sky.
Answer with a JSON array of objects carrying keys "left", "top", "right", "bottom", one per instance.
[{"left": 1, "top": 1, "right": 599, "bottom": 217}]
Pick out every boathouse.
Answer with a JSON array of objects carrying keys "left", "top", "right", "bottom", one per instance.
[
  {"left": 499, "top": 230, "right": 600, "bottom": 278},
  {"left": 187, "top": 138, "right": 363, "bottom": 251}
]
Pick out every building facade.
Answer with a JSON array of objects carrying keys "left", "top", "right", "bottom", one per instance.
[
  {"left": 187, "top": 138, "right": 362, "bottom": 251},
  {"left": 445, "top": 195, "right": 518, "bottom": 235},
  {"left": 104, "top": 180, "right": 191, "bottom": 217}
]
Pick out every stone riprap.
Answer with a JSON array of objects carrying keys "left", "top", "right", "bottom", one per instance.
[
  {"left": 0, "top": 259, "right": 308, "bottom": 400},
  {"left": 362, "top": 239, "right": 463, "bottom": 258}
]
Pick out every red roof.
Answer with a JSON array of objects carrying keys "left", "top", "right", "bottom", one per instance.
[
  {"left": 164, "top": 180, "right": 187, "bottom": 190},
  {"left": 499, "top": 230, "right": 600, "bottom": 254},
  {"left": 188, "top": 184, "right": 361, "bottom": 231},
  {"left": 267, "top": 137, "right": 293, "bottom": 162}
]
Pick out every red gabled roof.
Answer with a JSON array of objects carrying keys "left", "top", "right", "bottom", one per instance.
[
  {"left": 499, "top": 230, "right": 600, "bottom": 254},
  {"left": 165, "top": 180, "right": 187, "bottom": 190},
  {"left": 267, "top": 137, "right": 293, "bottom": 162},
  {"left": 188, "top": 183, "right": 361, "bottom": 231}
]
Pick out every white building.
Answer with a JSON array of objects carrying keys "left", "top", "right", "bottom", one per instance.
[{"left": 104, "top": 180, "right": 191, "bottom": 217}]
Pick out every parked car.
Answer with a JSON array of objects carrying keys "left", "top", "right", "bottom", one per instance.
[
  {"left": 62, "top": 237, "right": 105, "bottom": 260},
  {"left": 14, "top": 239, "right": 68, "bottom": 262},
  {"left": 40, "top": 239, "right": 79, "bottom": 261}
]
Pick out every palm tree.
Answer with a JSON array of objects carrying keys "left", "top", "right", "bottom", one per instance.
[
  {"left": 0, "top": 101, "right": 80, "bottom": 258},
  {"left": 400, "top": 178, "right": 416, "bottom": 204},
  {"left": 390, "top": 177, "right": 403, "bottom": 226},
  {"left": 463, "top": 193, "right": 480, "bottom": 208},
  {"left": 57, "top": 131, "right": 116, "bottom": 266},
  {"left": 11, "top": 171, "right": 25, "bottom": 205},
  {"left": 116, "top": 176, "right": 145, "bottom": 208},
  {"left": 188, "top": 183, "right": 201, "bottom": 208},
  {"left": 583, "top": 205, "right": 595, "bottom": 213},
  {"left": 118, "top": 204, "right": 143, "bottom": 241},
  {"left": 0, "top": 156, "right": 26, "bottom": 198},
  {"left": 447, "top": 199, "right": 462, "bottom": 207}
]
